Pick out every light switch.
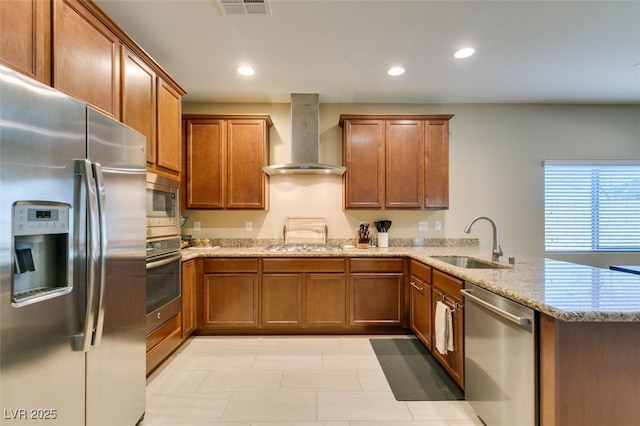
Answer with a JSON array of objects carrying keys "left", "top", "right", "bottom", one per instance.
[
  {"left": 435, "top": 220, "right": 442, "bottom": 231},
  {"left": 193, "top": 221, "right": 201, "bottom": 231},
  {"left": 418, "top": 221, "right": 429, "bottom": 231},
  {"left": 245, "top": 221, "right": 253, "bottom": 231}
]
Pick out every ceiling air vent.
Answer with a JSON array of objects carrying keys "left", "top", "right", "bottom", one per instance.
[{"left": 215, "top": 0, "right": 272, "bottom": 15}]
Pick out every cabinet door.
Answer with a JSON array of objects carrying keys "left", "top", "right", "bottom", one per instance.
[
  {"left": 409, "top": 275, "right": 432, "bottom": 349},
  {"left": 185, "top": 119, "right": 225, "bottom": 208},
  {"left": 424, "top": 120, "right": 449, "bottom": 208},
  {"left": 350, "top": 273, "right": 403, "bottom": 326},
  {"left": 227, "top": 119, "right": 268, "bottom": 209},
  {"left": 432, "top": 287, "right": 464, "bottom": 389},
  {"left": 306, "top": 273, "right": 347, "bottom": 327},
  {"left": 385, "top": 120, "right": 424, "bottom": 208},
  {"left": 122, "top": 49, "right": 156, "bottom": 163},
  {"left": 53, "top": 0, "right": 120, "bottom": 117},
  {"left": 203, "top": 273, "right": 258, "bottom": 327},
  {"left": 181, "top": 259, "right": 196, "bottom": 338},
  {"left": 157, "top": 77, "right": 182, "bottom": 173},
  {"left": 262, "top": 274, "right": 303, "bottom": 327},
  {"left": 0, "top": 0, "right": 50, "bottom": 83},
  {"left": 343, "top": 120, "right": 385, "bottom": 209}
]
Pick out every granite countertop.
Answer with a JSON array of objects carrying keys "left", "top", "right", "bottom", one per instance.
[{"left": 181, "top": 246, "right": 640, "bottom": 322}]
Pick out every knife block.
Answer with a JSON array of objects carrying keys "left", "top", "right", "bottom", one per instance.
[{"left": 355, "top": 238, "right": 370, "bottom": 249}]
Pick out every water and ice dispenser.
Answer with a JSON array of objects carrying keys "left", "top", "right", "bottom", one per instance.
[{"left": 12, "top": 201, "right": 71, "bottom": 307}]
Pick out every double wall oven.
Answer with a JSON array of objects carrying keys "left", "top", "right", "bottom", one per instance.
[{"left": 146, "top": 173, "right": 181, "bottom": 334}]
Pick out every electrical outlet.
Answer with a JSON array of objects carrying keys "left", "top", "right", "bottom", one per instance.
[
  {"left": 245, "top": 221, "right": 253, "bottom": 231},
  {"left": 193, "top": 221, "right": 201, "bottom": 231},
  {"left": 418, "top": 221, "right": 429, "bottom": 231},
  {"left": 435, "top": 220, "right": 442, "bottom": 231}
]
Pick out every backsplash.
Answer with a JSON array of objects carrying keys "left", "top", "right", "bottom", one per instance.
[{"left": 185, "top": 237, "right": 479, "bottom": 249}]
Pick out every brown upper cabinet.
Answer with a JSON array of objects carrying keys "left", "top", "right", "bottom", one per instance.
[
  {"left": 339, "top": 115, "right": 453, "bottom": 210},
  {"left": 0, "top": 0, "right": 51, "bottom": 84},
  {"left": 122, "top": 48, "right": 156, "bottom": 163},
  {"left": 122, "top": 51, "right": 183, "bottom": 178},
  {"left": 183, "top": 115, "right": 272, "bottom": 210},
  {"left": 155, "top": 78, "right": 182, "bottom": 175},
  {"left": 53, "top": 0, "right": 121, "bottom": 118},
  {"left": 1, "top": 0, "right": 185, "bottom": 178}
]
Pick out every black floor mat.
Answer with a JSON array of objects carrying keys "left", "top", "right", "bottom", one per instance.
[{"left": 370, "top": 338, "right": 465, "bottom": 401}]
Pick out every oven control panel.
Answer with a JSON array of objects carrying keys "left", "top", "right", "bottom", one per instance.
[{"left": 146, "top": 237, "right": 181, "bottom": 258}]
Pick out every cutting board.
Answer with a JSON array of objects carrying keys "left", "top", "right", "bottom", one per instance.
[{"left": 284, "top": 217, "right": 327, "bottom": 245}]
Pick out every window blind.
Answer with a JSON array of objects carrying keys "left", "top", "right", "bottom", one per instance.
[{"left": 544, "top": 161, "right": 640, "bottom": 252}]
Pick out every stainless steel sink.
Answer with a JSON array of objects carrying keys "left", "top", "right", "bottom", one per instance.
[{"left": 431, "top": 256, "right": 510, "bottom": 269}]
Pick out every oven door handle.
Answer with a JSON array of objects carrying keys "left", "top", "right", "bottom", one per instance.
[{"left": 146, "top": 253, "right": 182, "bottom": 269}]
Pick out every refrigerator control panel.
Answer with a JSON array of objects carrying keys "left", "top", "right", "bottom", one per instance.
[{"left": 13, "top": 202, "right": 70, "bottom": 236}]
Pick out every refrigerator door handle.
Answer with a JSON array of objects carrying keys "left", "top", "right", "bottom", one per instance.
[
  {"left": 73, "top": 159, "right": 100, "bottom": 352},
  {"left": 91, "top": 162, "right": 107, "bottom": 347}
]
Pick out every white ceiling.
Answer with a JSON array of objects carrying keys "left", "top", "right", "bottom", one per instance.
[{"left": 96, "top": 0, "right": 640, "bottom": 104}]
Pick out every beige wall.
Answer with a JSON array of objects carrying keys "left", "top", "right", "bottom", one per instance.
[{"left": 182, "top": 102, "right": 640, "bottom": 268}]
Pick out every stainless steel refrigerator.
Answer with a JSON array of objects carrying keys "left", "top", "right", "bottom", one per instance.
[{"left": 0, "top": 65, "right": 146, "bottom": 425}]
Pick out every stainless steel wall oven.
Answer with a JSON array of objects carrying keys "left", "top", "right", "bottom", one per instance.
[
  {"left": 145, "top": 236, "right": 182, "bottom": 334},
  {"left": 145, "top": 172, "right": 182, "bottom": 335}
]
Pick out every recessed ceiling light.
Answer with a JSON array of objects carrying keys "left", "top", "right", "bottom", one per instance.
[
  {"left": 453, "top": 47, "right": 475, "bottom": 59},
  {"left": 237, "top": 66, "right": 255, "bottom": 76},
  {"left": 387, "top": 66, "right": 405, "bottom": 76}
]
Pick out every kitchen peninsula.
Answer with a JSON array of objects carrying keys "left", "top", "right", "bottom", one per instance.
[{"left": 178, "top": 245, "right": 640, "bottom": 426}]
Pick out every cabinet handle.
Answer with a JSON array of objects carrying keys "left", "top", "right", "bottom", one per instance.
[{"left": 410, "top": 281, "right": 424, "bottom": 292}]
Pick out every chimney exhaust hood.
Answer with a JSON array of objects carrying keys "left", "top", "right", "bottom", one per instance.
[{"left": 263, "top": 94, "right": 346, "bottom": 176}]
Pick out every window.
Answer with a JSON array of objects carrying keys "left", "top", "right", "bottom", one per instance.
[{"left": 544, "top": 160, "right": 640, "bottom": 252}]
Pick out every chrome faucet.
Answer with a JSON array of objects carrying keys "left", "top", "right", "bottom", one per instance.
[{"left": 464, "top": 216, "right": 503, "bottom": 262}]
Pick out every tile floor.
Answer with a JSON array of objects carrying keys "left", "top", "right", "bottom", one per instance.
[{"left": 142, "top": 336, "right": 483, "bottom": 426}]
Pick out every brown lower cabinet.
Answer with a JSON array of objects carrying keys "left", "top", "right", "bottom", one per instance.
[
  {"left": 431, "top": 269, "right": 464, "bottom": 389},
  {"left": 195, "top": 257, "right": 406, "bottom": 334},
  {"left": 200, "top": 258, "right": 259, "bottom": 328},
  {"left": 181, "top": 259, "right": 197, "bottom": 338},
  {"left": 262, "top": 258, "right": 347, "bottom": 329},
  {"left": 349, "top": 258, "right": 404, "bottom": 326},
  {"left": 539, "top": 314, "right": 640, "bottom": 426},
  {"left": 409, "top": 260, "right": 432, "bottom": 349}
]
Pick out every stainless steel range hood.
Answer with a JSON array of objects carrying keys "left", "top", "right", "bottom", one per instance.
[{"left": 263, "top": 94, "right": 346, "bottom": 176}]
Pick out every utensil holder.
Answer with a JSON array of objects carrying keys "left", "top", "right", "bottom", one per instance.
[{"left": 377, "top": 232, "right": 388, "bottom": 248}]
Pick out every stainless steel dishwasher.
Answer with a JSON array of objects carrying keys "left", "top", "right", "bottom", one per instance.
[{"left": 462, "top": 282, "right": 537, "bottom": 426}]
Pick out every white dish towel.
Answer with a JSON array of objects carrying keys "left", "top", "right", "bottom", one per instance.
[{"left": 435, "top": 301, "right": 454, "bottom": 355}]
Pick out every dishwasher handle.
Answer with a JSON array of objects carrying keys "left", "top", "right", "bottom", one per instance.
[{"left": 461, "top": 289, "right": 531, "bottom": 326}]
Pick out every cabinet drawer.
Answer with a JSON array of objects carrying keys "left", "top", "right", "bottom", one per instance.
[
  {"left": 146, "top": 312, "right": 181, "bottom": 351},
  {"left": 263, "top": 258, "right": 345, "bottom": 273},
  {"left": 350, "top": 257, "right": 404, "bottom": 273},
  {"left": 204, "top": 257, "right": 259, "bottom": 273},
  {"left": 433, "top": 269, "right": 463, "bottom": 300},
  {"left": 410, "top": 260, "right": 431, "bottom": 283}
]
